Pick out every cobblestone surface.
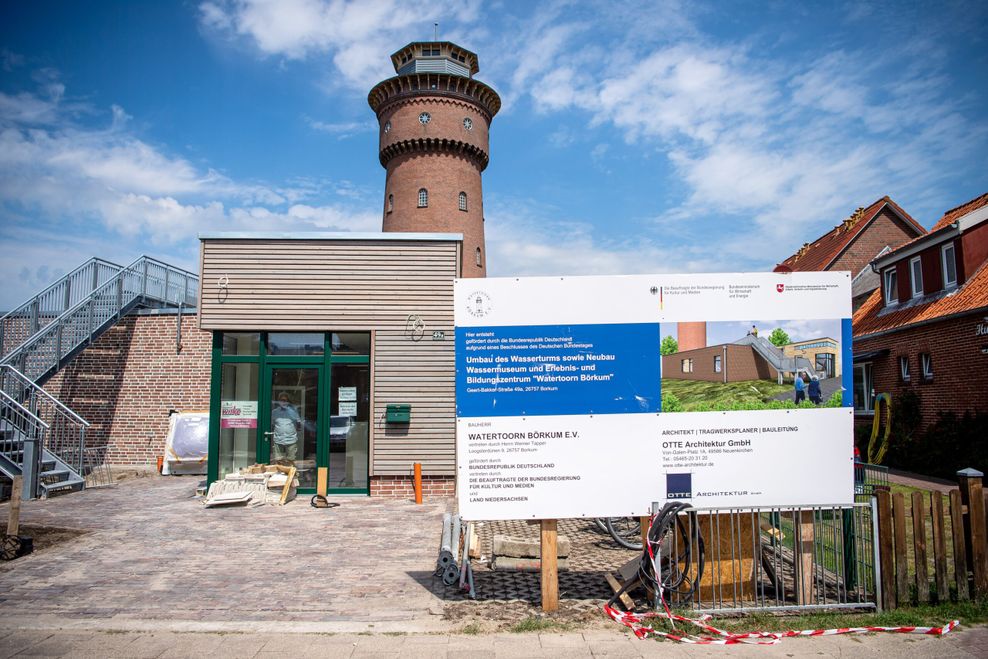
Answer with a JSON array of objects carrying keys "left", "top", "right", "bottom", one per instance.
[{"left": 0, "top": 476, "right": 452, "bottom": 631}]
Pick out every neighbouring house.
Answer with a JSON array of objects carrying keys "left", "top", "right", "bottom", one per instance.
[
  {"left": 852, "top": 192, "right": 988, "bottom": 429},
  {"left": 662, "top": 335, "right": 815, "bottom": 384},
  {"left": 775, "top": 196, "right": 927, "bottom": 311}
]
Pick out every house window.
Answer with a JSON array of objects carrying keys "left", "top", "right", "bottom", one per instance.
[
  {"left": 899, "top": 355, "right": 911, "bottom": 382},
  {"left": 713, "top": 355, "right": 721, "bottom": 373},
  {"left": 920, "top": 353, "right": 933, "bottom": 381},
  {"left": 883, "top": 268, "right": 898, "bottom": 306},
  {"left": 459, "top": 192, "right": 467, "bottom": 211},
  {"left": 910, "top": 256, "right": 923, "bottom": 298},
  {"left": 853, "top": 363, "right": 874, "bottom": 412},
  {"left": 816, "top": 353, "right": 835, "bottom": 378},
  {"left": 475, "top": 247, "right": 482, "bottom": 267},
  {"left": 387, "top": 194, "right": 393, "bottom": 213},
  {"left": 681, "top": 358, "right": 694, "bottom": 373},
  {"left": 418, "top": 188, "right": 428, "bottom": 207},
  {"left": 941, "top": 243, "right": 957, "bottom": 288}
]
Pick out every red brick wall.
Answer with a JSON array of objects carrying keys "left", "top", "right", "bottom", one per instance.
[
  {"left": 831, "top": 208, "right": 922, "bottom": 277},
  {"left": 370, "top": 474, "right": 455, "bottom": 499},
  {"left": 43, "top": 313, "right": 211, "bottom": 465},
  {"left": 960, "top": 222, "right": 988, "bottom": 283},
  {"left": 662, "top": 345, "right": 773, "bottom": 382},
  {"left": 854, "top": 311, "right": 988, "bottom": 430},
  {"left": 677, "top": 322, "right": 706, "bottom": 352}
]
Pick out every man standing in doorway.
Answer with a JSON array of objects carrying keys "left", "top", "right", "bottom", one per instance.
[
  {"left": 793, "top": 371, "right": 806, "bottom": 405},
  {"left": 272, "top": 392, "right": 301, "bottom": 462}
]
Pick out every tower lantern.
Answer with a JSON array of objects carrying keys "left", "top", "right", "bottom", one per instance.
[{"left": 368, "top": 41, "right": 500, "bottom": 277}]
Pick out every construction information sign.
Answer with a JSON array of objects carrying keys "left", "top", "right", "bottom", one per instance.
[{"left": 455, "top": 273, "right": 854, "bottom": 521}]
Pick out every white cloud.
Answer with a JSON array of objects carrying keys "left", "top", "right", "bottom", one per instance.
[{"left": 306, "top": 117, "right": 375, "bottom": 138}]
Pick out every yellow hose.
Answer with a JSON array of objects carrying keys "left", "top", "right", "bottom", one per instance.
[{"left": 867, "top": 392, "right": 892, "bottom": 464}]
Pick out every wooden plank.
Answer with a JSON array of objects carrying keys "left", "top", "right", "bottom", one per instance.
[
  {"left": 911, "top": 491, "right": 929, "bottom": 602},
  {"left": 796, "top": 510, "right": 815, "bottom": 605},
  {"left": 279, "top": 466, "right": 297, "bottom": 505},
  {"left": 949, "top": 489, "right": 969, "bottom": 601},
  {"left": 892, "top": 492, "right": 909, "bottom": 606},
  {"left": 604, "top": 572, "right": 635, "bottom": 611},
  {"left": 640, "top": 516, "right": 649, "bottom": 550},
  {"left": 540, "top": 519, "right": 559, "bottom": 613},
  {"left": 316, "top": 467, "right": 328, "bottom": 497},
  {"left": 931, "top": 491, "right": 949, "bottom": 601},
  {"left": 960, "top": 473, "right": 988, "bottom": 597},
  {"left": 6, "top": 476, "right": 22, "bottom": 536}
]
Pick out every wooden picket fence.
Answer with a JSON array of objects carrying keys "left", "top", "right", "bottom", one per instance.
[{"left": 874, "top": 469, "right": 987, "bottom": 609}]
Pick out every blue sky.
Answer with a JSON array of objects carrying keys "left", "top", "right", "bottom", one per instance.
[{"left": 1, "top": 0, "right": 987, "bottom": 309}]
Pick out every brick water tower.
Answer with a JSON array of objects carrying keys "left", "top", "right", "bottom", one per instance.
[{"left": 368, "top": 41, "right": 500, "bottom": 277}]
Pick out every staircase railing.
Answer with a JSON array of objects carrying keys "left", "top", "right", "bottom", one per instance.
[
  {"left": 0, "top": 364, "right": 89, "bottom": 479},
  {"left": 0, "top": 258, "right": 122, "bottom": 359},
  {"left": 0, "top": 256, "right": 199, "bottom": 383},
  {"left": 0, "top": 388, "right": 47, "bottom": 500}
]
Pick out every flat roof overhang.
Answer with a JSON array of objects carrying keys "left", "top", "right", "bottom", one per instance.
[{"left": 198, "top": 231, "right": 464, "bottom": 242}]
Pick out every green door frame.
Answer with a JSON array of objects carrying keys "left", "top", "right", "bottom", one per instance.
[{"left": 207, "top": 331, "right": 371, "bottom": 494}]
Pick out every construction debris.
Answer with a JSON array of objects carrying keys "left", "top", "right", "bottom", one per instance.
[{"left": 203, "top": 464, "right": 298, "bottom": 508}]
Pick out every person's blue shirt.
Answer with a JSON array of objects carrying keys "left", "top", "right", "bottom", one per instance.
[{"left": 794, "top": 375, "right": 805, "bottom": 392}]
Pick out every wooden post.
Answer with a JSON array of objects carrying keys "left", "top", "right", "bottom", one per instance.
[
  {"left": 957, "top": 468, "right": 987, "bottom": 597},
  {"left": 795, "top": 510, "right": 814, "bottom": 605},
  {"left": 892, "top": 492, "right": 909, "bottom": 606},
  {"left": 316, "top": 467, "right": 328, "bottom": 497},
  {"left": 911, "top": 491, "right": 929, "bottom": 602},
  {"left": 876, "top": 489, "right": 896, "bottom": 610},
  {"left": 931, "top": 492, "right": 949, "bottom": 602},
  {"left": 6, "top": 476, "right": 22, "bottom": 536},
  {"left": 540, "top": 519, "right": 558, "bottom": 613},
  {"left": 949, "top": 489, "right": 969, "bottom": 601},
  {"left": 413, "top": 462, "right": 423, "bottom": 505},
  {"left": 640, "top": 516, "right": 649, "bottom": 550}
]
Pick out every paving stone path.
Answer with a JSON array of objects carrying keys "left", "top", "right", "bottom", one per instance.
[{"left": 0, "top": 476, "right": 452, "bottom": 632}]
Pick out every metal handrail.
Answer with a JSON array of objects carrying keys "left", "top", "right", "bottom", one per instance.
[
  {"left": 0, "top": 258, "right": 123, "bottom": 358},
  {"left": 0, "top": 388, "right": 49, "bottom": 430},
  {"left": 0, "top": 364, "right": 89, "bottom": 427}
]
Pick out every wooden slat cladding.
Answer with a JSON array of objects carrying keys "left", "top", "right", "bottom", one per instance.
[{"left": 199, "top": 238, "right": 460, "bottom": 477}]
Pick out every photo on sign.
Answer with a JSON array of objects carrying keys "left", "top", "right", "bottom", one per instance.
[{"left": 660, "top": 319, "right": 844, "bottom": 412}]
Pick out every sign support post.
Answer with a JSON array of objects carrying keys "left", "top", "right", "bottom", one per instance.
[{"left": 540, "top": 519, "right": 559, "bottom": 612}]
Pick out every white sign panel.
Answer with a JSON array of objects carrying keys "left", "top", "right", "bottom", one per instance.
[
  {"left": 455, "top": 272, "right": 854, "bottom": 521},
  {"left": 338, "top": 401, "right": 358, "bottom": 416},
  {"left": 220, "top": 400, "right": 257, "bottom": 429},
  {"left": 338, "top": 387, "right": 357, "bottom": 402}
]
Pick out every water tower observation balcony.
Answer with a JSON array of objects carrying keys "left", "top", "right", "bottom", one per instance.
[{"left": 391, "top": 41, "right": 480, "bottom": 78}]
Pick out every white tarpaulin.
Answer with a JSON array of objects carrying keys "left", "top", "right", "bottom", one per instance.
[
  {"left": 162, "top": 411, "right": 209, "bottom": 475},
  {"left": 454, "top": 272, "right": 854, "bottom": 521}
]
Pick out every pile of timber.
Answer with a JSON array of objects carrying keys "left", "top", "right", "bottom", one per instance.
[
  {"left": 204, "top": 464, "right": 298, "bottom": 507},
  {"left": 492, "top": 534, "right": 571, "bottom": 572}
]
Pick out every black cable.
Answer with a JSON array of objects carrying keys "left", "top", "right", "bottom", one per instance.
[{"left": 639, "top": 501, "right": 705, "bottom": 606}]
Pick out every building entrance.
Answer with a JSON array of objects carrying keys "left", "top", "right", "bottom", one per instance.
[{"left": 210, "top": 331, "right": 370, "bottom": 493}]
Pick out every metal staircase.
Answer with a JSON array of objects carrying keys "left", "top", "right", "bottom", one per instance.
[
  {"left": 0, "top": 256, "right": 198, "bottom": 499},
  {"left": 733, "top": 334, "right": 816, "bottom": 383}
]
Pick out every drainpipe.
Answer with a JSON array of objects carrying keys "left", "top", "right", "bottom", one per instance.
[{"left": 723, "top": 345, "right": 727, "bottom": 384}]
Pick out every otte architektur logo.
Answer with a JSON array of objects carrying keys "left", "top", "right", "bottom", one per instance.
[{"left": 466, "top": 291, "right": 492, "bottom": 318}]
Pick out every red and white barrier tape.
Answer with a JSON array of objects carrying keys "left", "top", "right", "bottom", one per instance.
[{"left": 603, "top": 605, "right": 960, "bottom": 645}]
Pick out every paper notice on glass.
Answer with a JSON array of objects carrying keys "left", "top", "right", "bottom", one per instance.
[
  {"left": 338, "top": 401, "right": 357, "bottom": 416},
  {"left": 338, "top": 387, "right": 357, "bottom": 401}
]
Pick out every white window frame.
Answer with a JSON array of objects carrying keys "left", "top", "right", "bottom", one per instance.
[
  {"left": 941, "top": 243, "right": 957, "bottom": 289},
  {"left": 883, "top": 267, "right": 898, "bottom": 306},
  {"left": 713, "top": 355, "right": 722, "bottom": 373},
  {"left": 387, "top": 193, "right": 393, "bottom": 213},
  {"left": 418, "top": 188, "right": 428, "bottom": 208},
  {"left": 681, "top": 358, "right": 693, "bottom": 373},
  {"left": 921, "top": 353, "right": 933, "bottom": 380},
  {"left": 899, "top": 355, "right": 911, "bottom": 382},
  {"left": 853, "top": 363, "right": 874, "bottom": 413},
  {"left": 459, "top": 191, "right": 467, "bottom": 212},
  {"left": 910, "top": 256, "right": 924, "bottom": 298}
]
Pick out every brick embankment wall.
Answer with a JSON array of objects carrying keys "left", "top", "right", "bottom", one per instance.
[
  {"left": 43, "top": 313, "right": 211, "bottom": 465},
  {"left": 370, "top": 475, "right": 455, "bottom": 499}
]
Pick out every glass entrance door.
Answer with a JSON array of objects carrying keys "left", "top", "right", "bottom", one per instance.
[{"left": 263, "top": 366, "right": 321, "bottom": 490}]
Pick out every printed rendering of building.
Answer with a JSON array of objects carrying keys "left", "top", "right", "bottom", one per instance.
[
  {"left": 775, "top": 196, "right": 927, "bottom": 310},
  {"left": 852, "top": 192, "right": 988, "bottom": 427},
  {"left": 663, "top": 334, "right": 815, "bottom": 384},
  {"left": 781, "top": 337, "right": 841, "bottom": 379}
]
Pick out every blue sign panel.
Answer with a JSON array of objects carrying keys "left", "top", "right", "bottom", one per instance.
[{"left": 456, "top": 323, "right": 661, "bottom": 417}]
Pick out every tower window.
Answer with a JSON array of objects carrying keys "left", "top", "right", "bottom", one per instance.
[
  {"left": 418, "top": 188, "right": 428, "bottom": 208},
  {"left": 419, "top": 112, "right": 431, "bottom": 125},
  {"left": 459, "top": 192, "right": 467, "bottom": 211},
  {"left": 387, "top": 194, "right": 393, "bottom": 213},
  {"left": 475, "top": 247, "right": 482, "bottom": 267}
]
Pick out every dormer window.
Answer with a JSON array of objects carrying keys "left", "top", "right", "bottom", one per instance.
[
  {"left": 883, "top": 268, "right": 898, "bottom": 306},
  {"left": 910, "top": 256, "right": 923, "bottom": 298},
  {"left": 941, "top": 243, "right": 957, "bottom": 288}
]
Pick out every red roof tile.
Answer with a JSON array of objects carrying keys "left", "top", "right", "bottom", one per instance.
[
  {"left": 776, "top": 196, "right": 924, "bottom": 274},
  {"left": 880, "top": 193, "right": 988, "bottom": 258},
  {"left": 853, "top": 260, "right": 988, "bottom": 337}
]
